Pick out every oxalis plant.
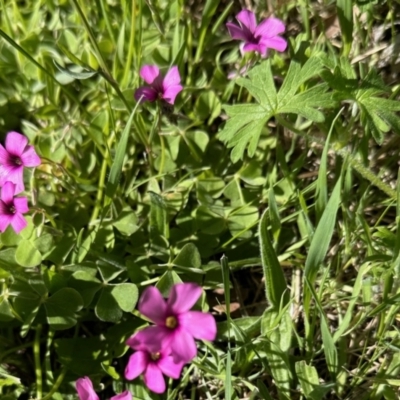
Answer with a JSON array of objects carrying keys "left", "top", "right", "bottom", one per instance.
[{"left": 1, "top": 0, "right": 400, "bottom": 399}]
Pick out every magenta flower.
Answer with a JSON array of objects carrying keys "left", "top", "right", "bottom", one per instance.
[
  {"left": 76, "top": 377, "right": 132, "bottom": 400},
  {"left": 0, "top": 131, "right": 41, "bottom": 194},
  {"left": 0, "top": 181, "right": 29, "bottom": 234},
  {"left": 125, "top": 330, "right": 185, "bottom": 394},
  {"left": 226, "top": 10, "right": 287, "bottom": 57},
  {"left": 134, "top": 65, "right": 183, "bottom": 104},
  {"left": 136, "top": 283, "right": 217, "bottom": 363}
]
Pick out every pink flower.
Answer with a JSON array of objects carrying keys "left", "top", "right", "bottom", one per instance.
[
  {"left": 136, "top": 283, "right": 217, "bottom": 363},
  {"left": 134, "top": 65, "right": 183, "bottom": 104},
  {"left": 226, "top": 10, "right": 287, "bottom": 57},
  {"left": 125, "top": 330, "right": 185, "bottom": 394},
  {"left": 76, "top": 377, "right": 132, "bottom": 400},
  {"left": 0, "top": 181, "right": 29, "bottom": 233},
  {"left": 0, "top": 131, "right": 41, "bottom": 194}
]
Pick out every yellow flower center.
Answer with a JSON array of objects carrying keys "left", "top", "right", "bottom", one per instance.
[
  {"left": 150, "top": 352, "right": 161, "bottom": 361},
  {"left": 165, "top": 316, "right": 177, "bottom": 329}
]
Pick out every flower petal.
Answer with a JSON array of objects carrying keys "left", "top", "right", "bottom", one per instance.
[
  {"left": 255, "top": 17, "right": 285, "bottom": 38},
  {"left": 242, "top": 42, "right": 264, "bottom": 54},
  {"left": 226, "top": 22, "right": 250, "bottom": 41},
  {"left": 20, "top": 145, "right": 41, "bottom": 167},
  {"left": 178, "top": 311, "right": 217, "bottom": 341},
  {"left": 10, "top": 213, "right": 27, "bottom": 234},
  {"left": 140, "top": 65, "right": 160, "bottom": 84},
  {"left": 0, "top": 144, "right": 10, "bottom": 165},
  {"left": 261, "top": 36, "right": 287, "bottom": 52},
  {"left": 13, "top": 197, "right": 29, "bottom": 214},
  {"left": 139, "top": 286, "right": 167, "bottom": 324},
  {"left": 170, "top": 328, "right": 197, "bottom": 363},
  {"left": 125, "top": 351, "right": 148, "bottom": 380},
  {"left": 75, "top": 377, "right": 100, "bottom": 400},
  {"left": 162, "top": 85, "right": 183, "bottom": 104},
  {"left": 167, "top": 282, "right": 202, "bottom": 314},
  {"left": 111, "top": 391, "right": 132, "bottom": 400},
  {"left": 1, "top": 181, "right": 15, "bottom": 204},
  {"left": 0, "top": 166, "right": 25, "bottom": 194},
  {"left": 5, "top": 132, "right": 28, "bottom": 156},
  {"left": 0, "top": 213, "right": 12, "bottom": 233},
  {"left": 163, "top": 66, "right": 181, "bottom": 89},
  {"left": 127, "top": 326, "right": 171, "bottom": 353},
  {"left": 143, "top": 363, "right": 166, "bottom": 394},
  {"left": 157, "top": 354, "right": 185, "bottom": 379},
  {"left": 134, "top": 87, "right": 158, "bottom": 103},
  {"left": 236, "top": 10, "right": 257, "bottom": 33}
]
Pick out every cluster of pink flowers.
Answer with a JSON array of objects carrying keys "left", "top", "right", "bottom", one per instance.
[
  {"left": 134, "top": 9, "right": 287, "bottom": 105},
  {"left": 125, "top": 282, "right": 217, "bottom": 393},
  {"left": 0, "top": 131, "right": 40, "bottom": 233},
  {"left": 76, "top": 283, "right": 217, "bottom": 395}
]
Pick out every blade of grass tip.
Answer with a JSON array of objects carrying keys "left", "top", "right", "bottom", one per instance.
[
  {"left": 194, "top": 0, "right": 220, "bottom": 63},
  {"left": 259, "top": 209, "right": 289, "bottom": 309},
  {"left": 105, "top": 103, "right": 140, "bottom": 200},
  {"left": 315, "top": 108, "right": 344, "bottom": 222}
]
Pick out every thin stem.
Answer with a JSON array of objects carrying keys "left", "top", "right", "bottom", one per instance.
[
  {"left": 39, "top": 367, "right": 67, "bottom": 400},
  {"left": 122, "top": 0, "right": 136, "bottom": 87},
  {"left": 34, "top": 325, "right": 43, "bottom": 399},
  {"left": 90, "top": 150, "right": 109, "bottom": 224},
  {"left": 99, "top": 0, "right": 116, "bottom": 46}
]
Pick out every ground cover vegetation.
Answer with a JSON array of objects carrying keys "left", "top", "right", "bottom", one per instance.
[{"left": 1, "top": 0, "right": 400, "bottom": 398}]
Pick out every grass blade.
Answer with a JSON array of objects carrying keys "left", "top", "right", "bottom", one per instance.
[{"left": 259, "top": 209, "right": 289, "bottom": 309}]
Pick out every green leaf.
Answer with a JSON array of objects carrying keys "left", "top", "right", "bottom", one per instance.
[
  {"left": 15, "top": 240, "right": 42, "bottom": 268},
  {"left": 305, "top": 176, "right": 342, "bottom": 283},
  {"left": 113, "top": 209, "right": 139, "bottom": 236},
  {"left": 106, "top": 106, "right": 139, "bottom": 199},
  {"left": 261, "top": 309, "right": 293, "bottom": 397},
  {"left": 111, "top": 283, "right": 139, "bottom": 312},
  {"left": 55, "top": 337, "right": 107, "bottom": 375},
  {"left": 156, "top": 270, "right": 182, "bottom": 297},
  {"left": 53, "top": 59, "right": 97, "bottom": 79},
  {"left": 219, "top": 57, "right": 335, "bottom": 161},
  {"left": 337, "top": 0, "right": 353, "bottom": 56},
  {"left": 259, "top": 209, "right": 289, "bottom": 309},
  {"left": 68, "top": 271, "right": 102, "bottom": 307},
  {"left": 95, "top": 286, "right": 122, "bottom": 322},
  {"left": 295, "top": 361, "right": 320, "bottom": 398},
  {"left": 1, "top": 226, "right": 21, "bottom": 246},
  {"left": 172, "top": 243, "right": 202, "bottom": 270},
  {"left": 45, "top": 288, "right": 83, "bottom": 330}
]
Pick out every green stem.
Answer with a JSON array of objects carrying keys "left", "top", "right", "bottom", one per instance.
[
  {"left": 34, "top": 325, "right": 43, "bottom": 399},
  {"left": 89, "top": 150, "right": 109, "bottom": 224},
  {"left": 122, "top": 0, "right": 136, "bottom": 87},
  {"left": 39, "top": 367, "right": 67, "bottom": 400},
  {"left": 345, "top": 155, "right": 397, "bottom": 199},
  {"left": 99, "top": 0, "right": 116, "bottom": 46}
]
